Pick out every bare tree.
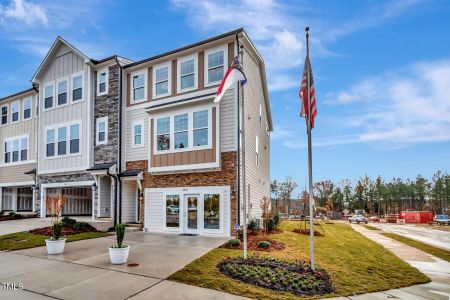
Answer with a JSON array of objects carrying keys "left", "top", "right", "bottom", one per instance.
[
  {"left": 270, "top": 180, "right": 280, "bottom": 212},
  {"left": 279, "top": 176, "right": 298, "bottom": 217}
]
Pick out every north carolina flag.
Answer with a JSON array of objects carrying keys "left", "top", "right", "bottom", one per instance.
[{"left": 214, "top": 56, "right": 247, "bottom": 103}]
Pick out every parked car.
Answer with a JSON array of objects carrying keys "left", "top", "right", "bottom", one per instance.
[
  {"left": 167, "top": 205, "right": 179, "bottom": 214},
  {"left": 348, "top": 215, "right": 368, "bottom": 224}
]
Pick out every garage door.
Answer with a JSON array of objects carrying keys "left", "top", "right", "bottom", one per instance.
[
  {"left": 47, "top": 188, "right": 92, "bottom": 216},
  {"left": 17, "top": 187, "right": 33, "bottom": 211}
]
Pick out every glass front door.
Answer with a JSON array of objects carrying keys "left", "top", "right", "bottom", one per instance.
[{"left": 184, "top": 195, "right": 199, "bottom": 233}]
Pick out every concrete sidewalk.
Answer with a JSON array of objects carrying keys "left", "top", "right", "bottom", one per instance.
[{"left": 327, "top": 224, "right": 450, "bottom": 300}]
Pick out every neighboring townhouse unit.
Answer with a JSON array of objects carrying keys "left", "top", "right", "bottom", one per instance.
[
  {"left": 0, "top": 29, "right": 272, "bottom": 236},
  {"left": 0, "top": 88, "right": 38, "bottom": 213},
  {"left": 121, "top": 28, "right": 272, "bottom": 236}
]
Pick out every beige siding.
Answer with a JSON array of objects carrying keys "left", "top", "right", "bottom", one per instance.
[
  {"left": 122, "top": 180, "right": 137, "bottom": 223},
  {"left": 241, "top": 46, "right": 271, "bottom": 221},
  {"left": 0, "top": 162, "right": 36, "bottom": 184},
  {"left": 124, "top": 107, "right": 149, "bottom": 162},
  {"left": 220, "top": 88, "right": 236, "bottom": 152},
  {"left": 38, "top": 44, "right": 92, "bottom": 173},
  {"left": 99, "top": 176, "right": 111, "bottom": 217},
  {"left": 144, "top": 189, "right": 164, "bottom": 230}
]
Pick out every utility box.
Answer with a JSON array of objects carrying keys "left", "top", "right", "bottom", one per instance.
[{"left": 399, "top": 211, "right": 433, "bottom": 224}]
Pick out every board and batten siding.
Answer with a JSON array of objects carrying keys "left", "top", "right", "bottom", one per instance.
[
  {"left": 38, "top": 44, "right": 92, "bottom": 173},
  {"left": 122, "top": 180, "right": 137, "bottom": 223},
  {"left": 240, "top": 46, "right": 271, "bottom": 221}
]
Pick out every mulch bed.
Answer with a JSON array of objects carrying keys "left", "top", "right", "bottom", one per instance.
[
  {"left": 29, "top": 224, "right": 97, "bottom": 236},
  {"left": 293, "top": 228, "right": 324, "bottom": 236},
  {"left": 217, "top": 256, "right": 334, "bottom": 296},
  {"left": 221, "top": 231, "right": 285, "bottom": 252}
]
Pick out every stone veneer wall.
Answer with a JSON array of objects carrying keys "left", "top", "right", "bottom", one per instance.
[
  {"left": 93, "top": 64, "right": 120, "bottom": 165},
  {"left": 127, "top": 151, "right": 238, "bottom": 234}
]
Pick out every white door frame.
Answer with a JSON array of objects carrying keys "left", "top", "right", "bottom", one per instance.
[{"left": 183, "top": 194, "right": 200, "bottom": 234}]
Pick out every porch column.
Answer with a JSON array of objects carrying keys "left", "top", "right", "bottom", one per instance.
[
  {"left": 110, "top": 178, "right": 115, "bottom": 219},
  {"left": 12, "top": 188, "right": 18, "bottom": 212},
  {"left": 92, "top": 184, "right": 96, "bottom": 221},
  {"left": 40, "top": 187, "right": 46, "bottom": 218},
  {"left": 32, "top": 186, "right": 36, "bottom": 213},
  {"left": 0, "top": 187, "right": 3, "bottom": 211}
]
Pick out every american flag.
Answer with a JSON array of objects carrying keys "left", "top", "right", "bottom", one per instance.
[{"left": 299, "top": 56, "right": 317, "bottom": 128}]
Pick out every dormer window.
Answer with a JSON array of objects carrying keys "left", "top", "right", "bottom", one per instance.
[
  {"left": 154, "top": 63, "right": 171, "bottom": 98},
  {"left": 57, "top": 79, "right": 68, "bottom": 106},
  {"left": 132, "top": 72, "right": 146, "bottom": 102},
  {"left": 97, "top": 69, "right": 108, "bottom": 96},
  {"left": 44, "top": 83, "right": 54, "bottom": 109}
]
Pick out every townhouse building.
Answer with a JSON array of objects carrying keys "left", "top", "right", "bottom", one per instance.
[{"left": 0, "top": 28, "right": 272, "bottom": 236}]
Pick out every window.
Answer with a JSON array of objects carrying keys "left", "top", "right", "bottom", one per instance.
[
  {"left": 72, "top": 74, "right": 83, "bottom": 102},
  {"left": 132, "top": 73, "right": 145, "bottom": 102},
  {"left": 12, "top": 139, "right": 19, "bottom": 162},
  {"left": 20, "top": 137, "right": 28, "bottom": 161},
  {"left": 23, "top": 98, "right": 32, "bottom": 120},
  {"left": 11, "top": 101, "right": 19, "bottom": 123},
  {"left": 132, "top": 121, "right": 143, "bottom": 147},
  {"left": 97, "top": 69, "right": 108, "bottom": 95},
  {"left": 57, "top": 127, "right": 67, "bottom": 155},
  {"left": 4, "top": 141, "right": 11, "bottom": 163},
  {"left": 154, "top": 64, "right": 170, "bottom": 98},
  {"left": 96, "top": 117, "right": 108, "bottom": 145},
  {"left": 206, "top": 48, "right": 225, "bottom": 84},
  {"left": 1, "top": 105, "right": 8, "bottom": 125},
  {"left": 44, "top": 84, "right": 54, "bottom": 109},
  {"left": 57, "top": 79, "right": 68, "bottom": 106},
  {"left": 166, "top": 195, "right": 180, "bottom": 228},
  {"left": 178, "top": 55, "right": 197, "bottom": 92},
  {"left": 255, "top": 135, "right": 259, "bottom": 167},
  {"left": 156, "top": 117, "right": 170, "bottom": 150},
  {"left": 46, "top": 129, "right": 55, "bottom": 157},
  {"left": 193, "top": 110, "right": 208, "bottom": 147},
  {"left": 70, "top": 124, "right": 80, "bottom": 154},
  {"left": 174, "top": 114, "right": 188, "bottom": 149},
  {"left": 204, "top": 194, "right": 220, "bottom": 229}
]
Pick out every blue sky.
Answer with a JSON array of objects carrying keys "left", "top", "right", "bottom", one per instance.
[{"left": 1, "top": 0, "right": 449, "bottom": 191}]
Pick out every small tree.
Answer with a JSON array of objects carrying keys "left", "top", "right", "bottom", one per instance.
[
  {"left": 46, "top": 194, "right": 66, "bottom": 226},
  {"left": 260, "top": 196, "right": 271, "bottom": 235}
]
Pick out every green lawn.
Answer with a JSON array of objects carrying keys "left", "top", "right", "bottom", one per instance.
[
  {"left": 169, "top": 221, "right": 429, "bottom": 299},
  {"left": 0, "top": 231, "right": 110, "bottom": 251},
  {"left": 382, "top": 232, "right": 450, "bottom": 262},
  {"left": 360, "top": 224, "right": 380, "bottom": 231}
]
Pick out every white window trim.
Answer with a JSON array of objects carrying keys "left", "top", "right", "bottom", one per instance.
[
  {"left": 71, "top": 71, "right": 84, "bottom": 103},
  {"left": 153, "top": 62, "right": 172, "bottom": 99},
  {"left": 11, "top": 100, "right": 21, "bottom": 124},
  {"left": 56, "top": 76, "right": 70, "bottom": 108},
  {"left": 130, "top": 69, "right": 147, "bottom": 104},
  {"left": 97, "top": 68, "right": 109, "bottom": 96},
  {"left": 22, "top": 97, "right": 32, "bottom": 121},
  {"left": 3, "top": 134, "right": 29, "bottom": 165},
  {"left": 204, "top": 44, "right": 228, "bottom": 88},
  {"left": 153, "top": 105, "right": 213, "bottom": 155},
  {"left": 255, "top": 135, "right": 259, "bottom": 168},
  {"left": 1, "top": 104, "right": 8, "bottom": 126},
  {"left": 44, "top": 121, "right": 82, "bottom": 159},
  {"left": 43, "top": 81, "right": 55, "bottom": 111},
  {"left": 177, "top": 53, "right": 198, "bottom": 93},
  {"left": 96, "top": 117, "right": 108, "bottom": 145},
  {"left": 132, "top": 119, "right": 144, "bottom": 148}
]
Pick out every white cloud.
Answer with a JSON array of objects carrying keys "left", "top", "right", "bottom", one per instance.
[{"left": 0, "top": 0, "right": 48, "bottom": 27}]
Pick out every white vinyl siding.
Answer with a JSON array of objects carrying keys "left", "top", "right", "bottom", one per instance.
[{"left": 122, "top": 181, "right": 137, "bottom": 223}]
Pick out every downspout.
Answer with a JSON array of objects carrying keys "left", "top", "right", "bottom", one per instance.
[
  {"left": 115, "top": 56, "right": 123, "bottom": 224},
  {"left": 32, "top": 83, "right": 39, "bottom": 214}
]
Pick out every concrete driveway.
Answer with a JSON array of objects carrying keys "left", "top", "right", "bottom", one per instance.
[
  {"left": 370, "top": 223, "right": 450, "bottom": 251},
  {"left": 0, "top": 232, "right": 247, "bottom": 300},
  {"left": 0, "top": 218, "right": 51, "bottom": 235}
]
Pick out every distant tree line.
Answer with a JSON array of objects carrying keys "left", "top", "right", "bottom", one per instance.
[{"left": 271, "top": 171, "right": 450, "bottom": 215}]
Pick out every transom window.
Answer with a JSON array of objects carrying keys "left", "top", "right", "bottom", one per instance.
[
  {"left": 156, "top": 117, "right": 170, "bottom": 151},
  {"left": 44, "top": 84, "right": 54, "bottom": 109},
  {"left": 11, "top": 101, "right": 19, "bottom": 123},
  {"left": 207, "top": 50, "right": 224, "bottom": 84},
  {"left": 46, "top": 123, "right": 80, "bottom": 158},
  {"left": 3, "top": 136, "right": 28, "bottom": 164},
  {"left": 23, "top": 98, "right": 32, "bottom": 120},
  {"left": 174, "top": 114, "right": 188, "bottom": 149},
  {"left": 72, "top": 75, "right": 83, "bottom": 102},
  {"left": 98, "top": 70, "right": 108, "bottom": 95},
  {"left": 155, "top": 66, "right": 169, "bottom": 97},
  {"left": 96, "top": 117, "right": 108, "bottom": 145},
  {"left": 57, "top": 80, "right": 68, "bottom": 106},
  {"left": 1, "top": 105, "right": 7, "bottom": 125},
  {"left": 132, "top": 73, "right": 145, "bottom": 102},
  {"left": 193, "top": 110, "right": 208, "bottom": 147},
  {"left": 180, "top": 59, "right": 195, "bottom": 90}
]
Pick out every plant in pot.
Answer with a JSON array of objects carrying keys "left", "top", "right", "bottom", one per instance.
[
  {"left": 108, "top": 223, "right": 129, "bottom": 264},
  {"left": 45, "top": 195, "right": 67, "bottom": 255}
]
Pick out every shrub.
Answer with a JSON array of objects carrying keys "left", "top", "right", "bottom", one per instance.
[
  {"left": 9, "top": 211, "right": 21, "bottom": 219},
  {"left": 74, "top": 222, "right": 91, "bottom": 231},
  {"left": 247, "top": 219, "right": 258, "bottom": 232},
  {"left": 0, "top": 211, "right": 4, "bottom": 216},
  {"left": 61, "top": 216, "right": 77, "bottom": 227},
  {"left": 258, "top": 241, "right": 271, "bottom": 248},
  {"left": 227, "top": 238, "right": 241, "bottom": 246},
  {"left": 115, "top": 223, "right": 126, "bottom": 248},
  {"left": 53, "top": 222, "right": 63, "bottom": 240}
]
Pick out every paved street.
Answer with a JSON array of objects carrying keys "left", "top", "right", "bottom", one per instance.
[{"left": 370, "top": 223, "right": 450, "bottom": 251}]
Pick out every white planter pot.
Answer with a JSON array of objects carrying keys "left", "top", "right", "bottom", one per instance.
[
  {"left": 45, "top": 238, "right": 66, "bottom": 255},
  {"left": 108, "top": 245, "right": 130, "bottom": 265}
]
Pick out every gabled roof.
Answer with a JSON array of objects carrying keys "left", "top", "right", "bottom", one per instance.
[{"left": 31, "top": 36, "right": 91, "bottom": 83}]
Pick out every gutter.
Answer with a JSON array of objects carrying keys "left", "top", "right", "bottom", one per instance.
[{"left": 115, "top": 57, "right": 124, "bottom": 224}]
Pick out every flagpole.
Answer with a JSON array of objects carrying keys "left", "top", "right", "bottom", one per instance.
[
  {"left": 305, "top": 26, "right": 315, "bottom": 270},
  {"left": 240, "top": 45, "right": 248, "bottom": 259}
]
